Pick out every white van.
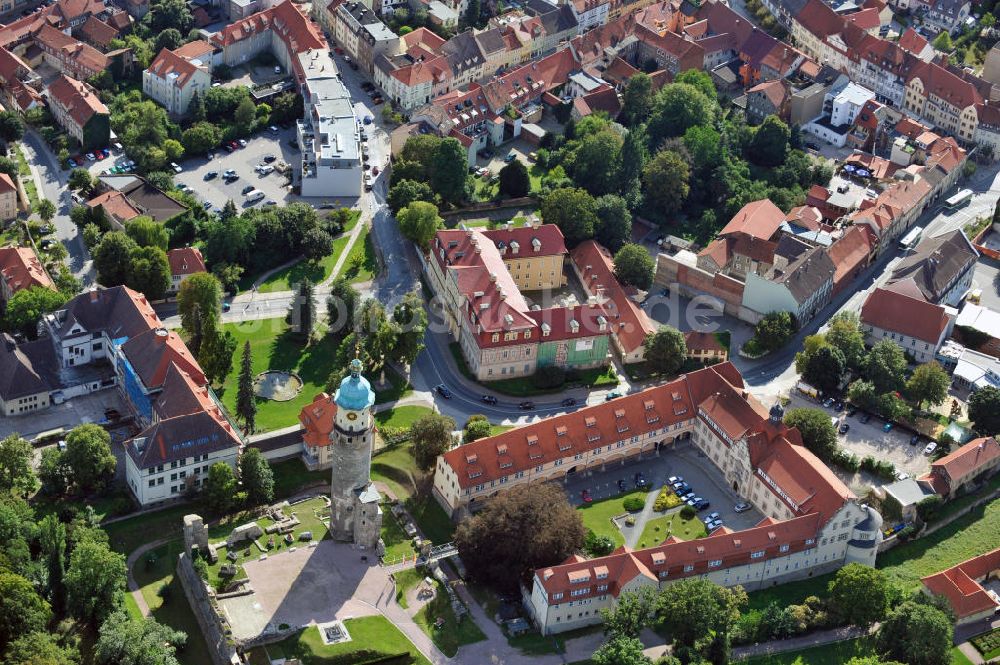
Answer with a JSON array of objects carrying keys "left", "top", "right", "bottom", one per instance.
[{"left": 245, "top": 189, "right": 265, "bottom": 202}]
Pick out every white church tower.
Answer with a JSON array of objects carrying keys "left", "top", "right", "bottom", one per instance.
[{"left": 330, "top": 358, "right": 382, "bottom": 550}]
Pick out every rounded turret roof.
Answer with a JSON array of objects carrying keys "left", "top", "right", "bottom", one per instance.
[{"left": 335, "top": 361, "right": 375, "bottom": 411}]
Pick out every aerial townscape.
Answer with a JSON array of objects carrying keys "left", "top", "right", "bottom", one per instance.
[{"left": 4, "top": 0, "right": 1000, "bottom": 661}]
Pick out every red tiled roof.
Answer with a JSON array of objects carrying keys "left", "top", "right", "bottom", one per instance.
[
  {"left": 860, "top": 286, "right": 950, "bottom": 345},
  {"left": 719, "top": 199, "right": 784, "bottom": 240},
  {"left": 844, "top": 7, "right": 880, "bottom": 30},
  {"left": 47, "top": 74, "right": 108, "bottom": 127},
  {"left": 147, "top": 47, "right": 204, "bottom": 89},
  {"left": 481, "top": 224, "right": 567, "bottom": 258},
  {"left": 748, "top": 79, "right": 786, "bottom": 109},
  {"left": 526, "top": 303, "right": 611, "bottom": 342},
  {"left": 77, "top": 15, "right": 117, "bottom": 47},
  {"left": 827, "top": 225, "right": 873, "bottom": 291},
  {"left": 922, "top": 547, "right": 1000, "bottom": 619},
  {"left": 574, "top": 86, "right": 622, "bottom": 119},
  {"left": 571, "top": 240, "right": 656, "bottom": 354},
  {"left": 0, "top": 246, "right": 55, "bottom": 294},
  {"left": 34, "top": 24, "right": 110, "bottom": 73},
  {"left": 684, "top": 330, "right": 725, "bottom": 354},
  {"left": 210, "top": 0, "right": 324, "bottom": 54},
  {"left": 907, "top": 60, "right": 983, "bottom": 110},
  {"left": 172, "top": 39, "right": 214, "bottom": 61},
  {"left": 86, "top": 190, "right": 141, "bottom": 222},
  {"left": 299, "top": 392, "right": 336, "bottom": 447},
  {"left": 167, "top": 247, "right": 206, "bottom": 277},
  {"left": 898, "top": 27, "right": 929, "bottom": 54},
  {"left": 153, "top": 362, "right": 218, "bottom": 420},
  {"left": 926, "top": 437, "right": 1000, "bottom": 496},
  {"left": 120, "top": 327, "right": 206, "bottom": 390}
]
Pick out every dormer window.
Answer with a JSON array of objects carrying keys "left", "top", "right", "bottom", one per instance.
[
  {"left": 585, "top": 417, "right": 596, "bottom": 428},
  {"left": 644, "top": 400, "right": 655, "bottom": 411},
  {"left": 497, "top": 443, "right": 508, "bottom": 455},
  {"left": 527, "top": 434, "right": 539, "bottom": 445},
  {"left": 555, "top": 426, "right": 567, "bottom": 437},
  {"left": 466, "top": 453, "right": 478, "bottom": 464}
]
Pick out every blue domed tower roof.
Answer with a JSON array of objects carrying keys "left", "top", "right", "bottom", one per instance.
[{"left": 335, "top": 358, "right": 375, "bottom": 411}]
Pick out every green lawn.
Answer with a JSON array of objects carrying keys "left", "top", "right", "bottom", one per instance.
[
  {"left": 342, "top": 225, "right": 376, "bottom": 285},
  {"left": 393, "top": 567, "right": 425, "bottom": 609},
  {"left": 373, "top": 366, "right": 413, "bottom": 405},
  {"left": 635, "top": 510, "right": 706, "bottom": 549},
  {"left": 953, "top": 646, "right": 978, "bottom": 665},
  {"left": 740, "top": 639, "right": 876, "bottom": 664},
  {"left": 413, "top": 579, "right": 487, "bottom": 657},
  {"left": 381, "top": 504, "right": 418, "bottom": 561},
  {"left": 16, "top": 145, "right": 39, "bottom": 207},
  {"left": 131, "top": 540, "right": 213, "bottom": 665},
  {"left": 251, "top": 211, "right": 361, "bottom": 293},
  {"left": 878, "top": 495, "right": 1000, "bottom": 590},
  {"left": 447, "top": 343, "right": 618, "bottom": 396},
  {"left": 507, "top": 625, "right": 600, "bottom": 656},
  {"left": 576, "top": 490, "right": 645, "bottom": 547},
  {"left": 271, "top": 458, "right": 329, "bottom": 499},
  {"left": 375, "top": 406, "right": 434, "bottom": 429},
  {"left": 746, "top": 572, "right": 835, "bottom": 611},
  {"left": 104, "top": 505, "right": 194, "bottom": 556},
  {"left": 217, "top": 319, "right": 341, "bottom": 432},
  {"left": 270, "top": 618, "right": 431, "bottom": 665}
]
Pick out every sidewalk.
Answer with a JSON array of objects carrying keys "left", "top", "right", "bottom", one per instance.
[{"left": 730, "top": 625, "right": 874, "bottom": 661}]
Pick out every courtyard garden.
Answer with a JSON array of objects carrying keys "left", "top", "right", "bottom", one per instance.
[
  {"left": 264, "top": 617, "right": 432, "bottom": 665},
  {"left": 635, "top": 509, "right": 707, "bottom": 548},
  {"left": 576, "top": 490, "right": 649, "bottom": 547}
]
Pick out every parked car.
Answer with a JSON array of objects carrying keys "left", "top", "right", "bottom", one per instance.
[
  {"left": 504, "top": 151, "right": 517, "bottom": 162},
  {"left": 839, "top": 423, "right": 850, "bottom": 434},
  {"left": 686, "top": 496, "right": 703, "bottom": 507},
  {"left": 822, "top": 397, "right": 835, "bottom": 408},
  {"left": 434, "top": 384, "right": 452, "bottom": 398},
  {"left": 673, "top": 483, "right": 691, "bottom": 497},
  {"left": 481, "top": 395, "right": 497, "bottom": 405},
  {"left": 682, "top": 491, "right": 695, "bottom": 501},
  {"left": 833, "top": 400, "right": 845, "bottom": 411},
  {"left": 580, "top": 489, "right": 593, "bottom": 504},
  {"left": 238, "top": 139, "right": 248, "bottom": 147},
  {"left": 694, "top": 499, "right": 710, "bottom": 510},
  {"left": 883, "top": 422, "right": 894, "bottom": 432},
  {"left": 265, "top": 199, "right": 278, "bottom": 206},
  {"left": 910, "top": 434, "right": 921, "bottom": 446},
  {"left": 170, "top": 162, "right": 182, "bottom": 173},
  {"left": 519, "top": 401, "right": 535, "bottom": 410},
  {"left": 923, "top": 441, "right": 938, "bottom": 456},
  {"left": 734, "top": 502, "right": 752, "bottom": 513},
  {"left": 895, "top": 471, "right": 910, "bottom": 481},
  {"left": 617, "top": 479, "right": 626, "bottom": 493},
  {"left": 263, "top": 154, "right": 277, "bottom": 163},
  {"left": 634, "top": 472, "right": 647, "bottom": 488},
  {"left": 561, "top": 397, "right": 576, "bottom": 407},
  {"left": 667, "top": 476, "right": 682, "bottom": 485},
  {"left": 242, "top": 185, "right": 255, "bottom": 194},
  {"left": 605, "top": 389, "right": 623, "bottom": 401},
  {"left": 222, "top": 302, "right": 231, "bottom": 312},
  {"left": 670, "top": 480, "right": 686, "bottom": 490},
  {"left": 223, "top": 169, "right": 236, "bottom": 178},
  {"left": 706, "top": 519, "right": 723, "bottom": 531},
  {"left": 363, "top": 115, "right": 373, "bottom": 125},
  {"left": 703, "top": 512, "right": 721, "bottom": 524},
  {"left": 372, "top": 166, "right": 379, "bottom": 176}
]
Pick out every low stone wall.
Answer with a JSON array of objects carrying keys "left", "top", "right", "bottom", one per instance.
[{"left": 176, "top": 552, "right": 239, "bottom": 665}]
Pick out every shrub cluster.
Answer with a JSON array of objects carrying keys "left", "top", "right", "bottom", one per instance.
[
  {"left": 623, "top": 496, "right": 645, "bottom": 512},
  {"left": 860, "top": 455, "right": 896, "bottom": 480},
  {"left": 653, "top": 487, "right": 682, "bottom": 511}
]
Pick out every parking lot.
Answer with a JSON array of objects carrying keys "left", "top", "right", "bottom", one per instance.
[
  {"left": 563, "top": 441, "right": 764, "bottom": 539},
  {"left": 1, "top": 389, "right": 128, "bottom": 440},
  {"left": 786, "top": 394, "right": 933, "bottom": 487}
]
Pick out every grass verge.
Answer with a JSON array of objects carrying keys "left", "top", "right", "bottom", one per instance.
[
  {"left": 413, "top": 579, "right": 487, "bottom": 657},
  {"left": 576, "top": 490, "right": 646, "bottom": 547},
  {"left": 250, "top": 211, "right": 360, "bottom": 293},
  {"left": 269, "top": 618, "right": 431, "bottom": 665},
  {"left": 636, "top": 509, "right": 706, "bottom": 548}
]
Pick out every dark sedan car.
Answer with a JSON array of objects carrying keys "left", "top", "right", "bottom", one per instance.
[{"left": 518, "top": 401, "right": 535, "bottom": 410}]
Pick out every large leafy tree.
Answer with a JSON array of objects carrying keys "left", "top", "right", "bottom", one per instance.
[
  {"left": 0, "top": 434, "right": 37, "bottom": 496},
  {"left": 2, "top": 286, "right": 66, "bottom": 339},
  {"left": 783, "top": 407, "right": 837, "bottom": 461},
  {"left": 876, "top": 601, "right": 953, "bottom": 665},
  {"left": 620, "top": 73, "right": 654, "bottom": 127},
  {"left": 803, "top": 345, "right": 847, "bottom": 396},
  {"left": 197, "top": 317, "right": 236, "bottom": 385},
  {"left": 239, "top": 448, "right": 274, "bottom": 507},
  {"left": 642, "top": 149, "right": 689, "bottom": 219},
  {"left": 591, "top": 636, "right": 652, "bottom": 665},
  {"left": 570, "top": 129, "right": 623, "bottom": 197},
  {"left": 63, "top": 424, "right": 116, "bottom": 494},
  {"left": 863, "top": 340, "right": 907, "bottom": 394},
  {"left": 613, "top": 243, "right": 655, "bottom": 290},
  {"left": 455, "top": 483, "right": 586, "bottom": 593},
  {"left": 93, "top": 232, "right": 138, "bottom": 287},
  {"left": 5, "top": 631, "right": 78, "bottom": 665},
  {"left": 388, "top": 179, "right": 434, "bottom": 215},
  {"left": 644, "top": 326, "right": 687, "bottom": 377},
  {"left": 124, "top": 217, "right": 169, "bottom": 250},
  {"left": 410, "top": 413, "right": 456, "bottom": 471},
  {"left": 177, "top": 272, "right": 222, "bottom": 357},
  {"left": 969, "top": 385, "right": 1000, "bottom": 435},
  {"left": 828, "top": 563, "right": 890, "bottom": 626},
  {"left": 752, "top": 311, "right": 796, "bottom": 353},
  {"left": 326, "top": 277, "right": 359, "bottom": 340},
  {"left": 749, "top": 116, "right": 791, "bottom": 167},
  {"left": 95, "top": 609, "right": 186, "bottom": 665},
  {"left": 0, "top": 572, "right": 52, "bottom": 649},
  {"left": 126, "top": 245, "right": 171, "bottom": 301},
  {"left": 430, "top": 137, "right": 468, "bottom": 204},
  {"left": 541, "top": 187, "right": 598, "bottom": 247},
  {"left": 658, "top": 578, "right": 747, "bottom": 651},
  {"left": 601, "top": 587, "right": 658, "bottom": 639},
  {"left": 0, "top": 110, "right": 24, "bottom": 143},
  {"left": 203, "top": 462, "right": 237, "bottom": 513},
  {"left": 66, "top": 538, "right": 126, "bottom": 625},
  {"left": 391, "top": 289, "right": 427, "bottom": 367},
  {"left": 397, "top": 201, "right": 442, "bottom": 250},
  {"left": 616, "top": 127, "right": 647, "bottom": 206},
  {"left": 648, "top": 82, "right": 716, "bottom": 145},
  {"left": 498, "top": 158, "right": 530, "bottom": 197},
  {"left": 39, "top": 513, "right": 67, "bottom": 613},
  {"left": 905, "top": 362, "right": 950, "bottom": 408},
  {"left": 825, "top": 311, "right": 866, "bottom": 370},
  {"left": 235, "top": 341, "right": 256, "bottom": 433},
  {"left": 594, "top": 194, "right": 632, "bottom": 253},
  {"left": 181, "top": 121, "right": 221, "bottom": 155}
]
